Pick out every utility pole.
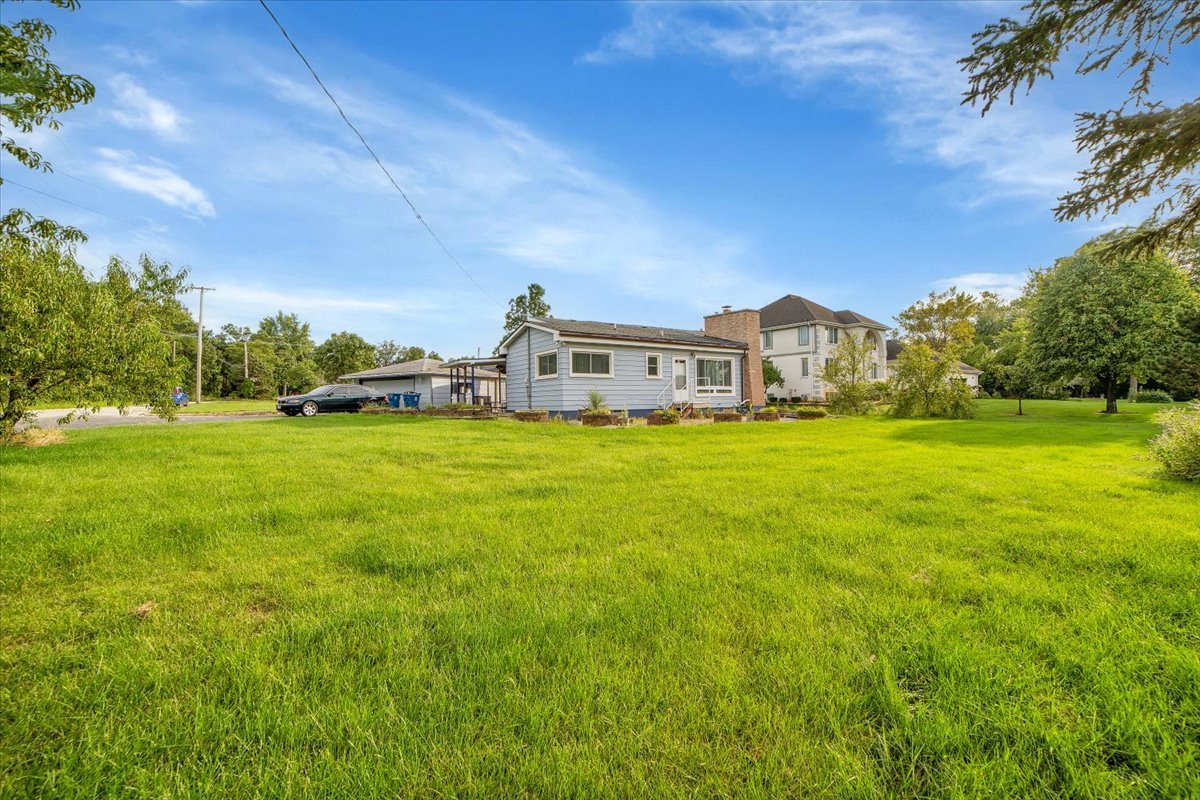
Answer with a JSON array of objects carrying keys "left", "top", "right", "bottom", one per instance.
[{"left": 191, "top": 286, "right": 214, "bottom": 403}]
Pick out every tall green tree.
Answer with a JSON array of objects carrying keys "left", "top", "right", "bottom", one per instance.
[
  {"left": 1027, "top": 237, "right": 1192, "bottom": 413},
  {"left": 314, "top": 331, "right": 375, "bottom": 382},
  {"left": 0, "top": 236, "right": 185, "bottom": 438},
  {"left": 1, "top": 0, "right": 95, "bottom": 243},
  {"left": 962, "top": 0, "right": 1200, "bottom": 256},
  {"left": 503, "top": 283, "right": 550, "bottom": 336},
  {"left": 373, "top": 340, "right": 441, "bottom": 367},
  {"left": 893, "top": 288, "right": 978, "bottom": 354},
  {"left": 253, "top": 312, "right": 318, "bottom": 396}
]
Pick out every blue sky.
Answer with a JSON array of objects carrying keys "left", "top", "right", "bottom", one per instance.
[{"left": 4, "top": 1, "right": 1196, "bottom": 356}]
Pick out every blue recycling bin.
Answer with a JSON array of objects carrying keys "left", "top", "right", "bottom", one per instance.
[
  {"left": 386, "top": 393, "right": 402, "bottom": 409},
  {"left": 401, "top": 391, "right": 421, "bottom": 409}
]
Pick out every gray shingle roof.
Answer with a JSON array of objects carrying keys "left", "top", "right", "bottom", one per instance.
[
  {"left": 526, "top": 317, "right": 747, "bottom": 349},
  {"left": 339, "top": 358, "right": 499, "bottom": 380},
  {"left": 759, "top": 295, "right": 886, "bottom": 330}
]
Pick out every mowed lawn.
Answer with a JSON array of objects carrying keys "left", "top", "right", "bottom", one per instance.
[{"left": 1, "top": 401, "right": 1197, "bottom": 798}]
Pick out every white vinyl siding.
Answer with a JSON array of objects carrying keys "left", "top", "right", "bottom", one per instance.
[{"left": 569, "top": 349, "right": 613, "bottom": 378}]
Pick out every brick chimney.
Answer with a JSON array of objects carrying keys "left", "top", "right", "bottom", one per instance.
[{"left": 703, "top": 307, "right": 765, "bottom": 407}]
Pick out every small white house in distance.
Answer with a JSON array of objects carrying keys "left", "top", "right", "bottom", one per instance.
[
  {"left": 339, "top": 358, "right": 502, "bottom": 408},
  {"left": 758, "top": 295, "right": 889, "bottom": 401},
  {"left": 499, "top": 310, "right": 765, "bottom": 417},
  {"left": 885, "top": 340, "right": 983, "bottom": 390}
]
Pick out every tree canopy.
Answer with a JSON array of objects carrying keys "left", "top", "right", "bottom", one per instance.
[
  {"left": 503, "top": 283, "right": 550, "bottom": 337},
  {"left": 314, "top": 331, "right": 375, "bottom": 383},
  {"left": 0, "top": 236, "right": 186, "bottom": 438},
  {"left": 962, "top": 0, "right": 1200, "bottom": 255},
  {"left": 0, "top": 0, "right": 94, "bottom": 243},
  {"left": 893, "top": 288, "right": 978, "bottom": 354},
  {"left": 1027, "top": 237, "right": 1192, "bottom": 412}
]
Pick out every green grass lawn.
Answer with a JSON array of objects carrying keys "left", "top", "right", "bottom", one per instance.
[
  {"left": 1, "top": 400, "right": 1197, "bottom": 798},
  {"left": 174, "top": 398, "right": 278, "bottom": 414}
]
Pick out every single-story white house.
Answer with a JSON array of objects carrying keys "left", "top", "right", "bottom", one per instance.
[
  {"left": 885, "top": 340, "right": 982, "bottom": 389},
  {"left": 340, "top": 357, "right": 502, "bottom": 408},
  {"left": 499, "top": 308, "right": 765, "bottom": 417}
]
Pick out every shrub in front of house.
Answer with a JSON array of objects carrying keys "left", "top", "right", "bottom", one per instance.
[
  {"left": 1131, "top": 389, "right": 1174, "bottom": 403},
  {"left": 1148, "top": 402, "right": 1200, "bottom": 481},
  {"left": 580, "top": 390, "right": 619, "bottom": 426},
  {"left": 647, "top": 407, "right": 681, "bottom": 425},
  {"left": 792, "top": 407, "right": 827, "bottom": 419}
]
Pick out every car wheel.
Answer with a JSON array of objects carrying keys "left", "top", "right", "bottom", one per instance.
[{"left": 301, "top": 401, "right": 319, "bottom": 417}]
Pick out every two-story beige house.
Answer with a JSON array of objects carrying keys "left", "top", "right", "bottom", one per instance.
[{"left": 759, "top": 295, "right": 889, "bottom": 401}]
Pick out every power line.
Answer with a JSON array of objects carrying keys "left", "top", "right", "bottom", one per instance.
[
  {"left": 2, "top": 178, "right": 148, "bottom": 229},
  {"left": 256, "top": 0, "right": 502, "bottom": 309}
]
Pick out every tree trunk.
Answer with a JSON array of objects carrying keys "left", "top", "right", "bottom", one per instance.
[
  {"left": 1103, "top": 375, "right": 1118, "bottom": 414},
  {"left": 1018, "top": 395, "right": 1023, "bottom": 416}
]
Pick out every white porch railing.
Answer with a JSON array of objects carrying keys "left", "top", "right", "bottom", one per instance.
[{"left": 656, "top": 376, "right": 710, "bottom": 408}]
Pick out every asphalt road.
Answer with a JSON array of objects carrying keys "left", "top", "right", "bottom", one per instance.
[{"left": 29, "top": 407, "right": 281, "bottom": 430}]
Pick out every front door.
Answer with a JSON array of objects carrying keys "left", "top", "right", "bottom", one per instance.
[{"left": 673, "top": 357, "right": 689, "bottom": 404}]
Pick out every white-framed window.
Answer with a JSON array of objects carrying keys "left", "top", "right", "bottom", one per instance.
[
  {"left": 696, "top": 357, "right": 734, "bottom": 394},
  {"left": 645, "top": 352, "right": 662, "bottom": 379},
  {"left": 801, "top": 357, "right": 809, "bottom": 377},
  {"left": 569, "top": 349, "right": 613, "bottom": 378},
  {"left": 871, "top": 364, "right": 879, "bottom": 379},
  {"left": 827, "top": 327, "right": 839, "bottom": 344},
  {"left": 535, "top": 350, "right": 557, "bottom": 379},
  {"left": 762, "top": 330, "right": 773, "bottom": 350},
  {"left": 798, "top": 326, "right": 810, "bottom": 346}
]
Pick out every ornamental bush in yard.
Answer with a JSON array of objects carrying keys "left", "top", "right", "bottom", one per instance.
[{"left": 1148, "top": 402, "right": 1200, "bottom": 481}]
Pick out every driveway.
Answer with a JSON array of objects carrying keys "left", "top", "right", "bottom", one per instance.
[{"left": 29, "top": 407, "right": 281, "bottom": 430}]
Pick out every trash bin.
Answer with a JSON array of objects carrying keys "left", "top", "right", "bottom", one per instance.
[
  {"left": 401, "top": 391, "right": 421, "bottom": 409},
  {"left": 386, "top": 393, "right": 402, "bottom": 409}
]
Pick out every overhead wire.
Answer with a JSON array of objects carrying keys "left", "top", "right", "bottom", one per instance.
[{"left": 256, "top": 0, "right": 503, "bottom": 309}]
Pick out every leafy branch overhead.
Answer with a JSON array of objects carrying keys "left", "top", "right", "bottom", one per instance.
[{"left": 961, "top": 0, "right": 1200, "bottom": 255}]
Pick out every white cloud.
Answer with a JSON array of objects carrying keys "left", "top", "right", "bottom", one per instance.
[
  {"left": 239, "top": 68, "right": 779, "bottom": 313},
  {"left": 93, "top": 148, "right": 215, "bottom": 217},
  {"left": 108, "top": 73, "right": 186, "bottom": 140},
  {"left": 585, "top": 2, "right": 1082, "bottom": 206},
  {"left": 933, "top": 271, "right": 1027, "bottom": 299}
]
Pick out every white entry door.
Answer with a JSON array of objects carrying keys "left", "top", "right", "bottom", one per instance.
[{"left": 673, "top": 357, "right": 689, "bottom": 404}]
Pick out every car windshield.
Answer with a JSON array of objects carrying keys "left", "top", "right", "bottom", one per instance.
[{"left": 308, "top": 385, "right": 338, "bottom": 396}]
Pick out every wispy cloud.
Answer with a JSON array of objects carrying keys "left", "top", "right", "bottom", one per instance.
[
  {"left": 585, "top": 2, "right": 1081, "bottom": 207},
  {"left": 93, "top": 147, "right": 215, "bottom": 217},
  {"left": 240, "top": 67, "right": 778, "bottom": 313},
  {"left": 108, "top": 73, "right": 186, "bottom": 140},
  {"left": 933, "top": 271, "right": 1027, "bottom": 299}
]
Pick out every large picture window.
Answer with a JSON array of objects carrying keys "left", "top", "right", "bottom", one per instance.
[
  {"left": 569, "top": 350, "right": 612, "bottom": 377},
  {"left": 535, "top": 351, "right": 557, "bottom": 379},
  {"left": 696, "top": 357, "right": 734, "bottom": 394}
]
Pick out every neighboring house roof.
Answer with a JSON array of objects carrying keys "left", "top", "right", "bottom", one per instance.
[
  {"left": 340, "top": 358, "right": 498, "bottom": 381},
  {"left": 884, "top": 339, "right": 982, "bottom": 374},
  {"left": 501, "top": 317, "right": 747, "bottom": 351},
  {"left": 759, "top": 295, "right": 887, "bottom": 330}
]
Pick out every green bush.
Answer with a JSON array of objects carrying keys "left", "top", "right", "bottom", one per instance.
[
  {"left": 1148, "top": 402, "right": 1200, "bottom": 481},
  {"left": 237, "top": 379, "right": 255, "bottom": 399},
  {"left": 584, "top": 389, "right": 609, "bottom": 414},
  {"left": 1131, "top": 388, "right": 1174, "bottom": 403},
  {"left": 793, "top": 407, "right": 827, "bottom": 419},
  {"left": 657, "top": 406, "right": 682, "bottom": 423}
]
